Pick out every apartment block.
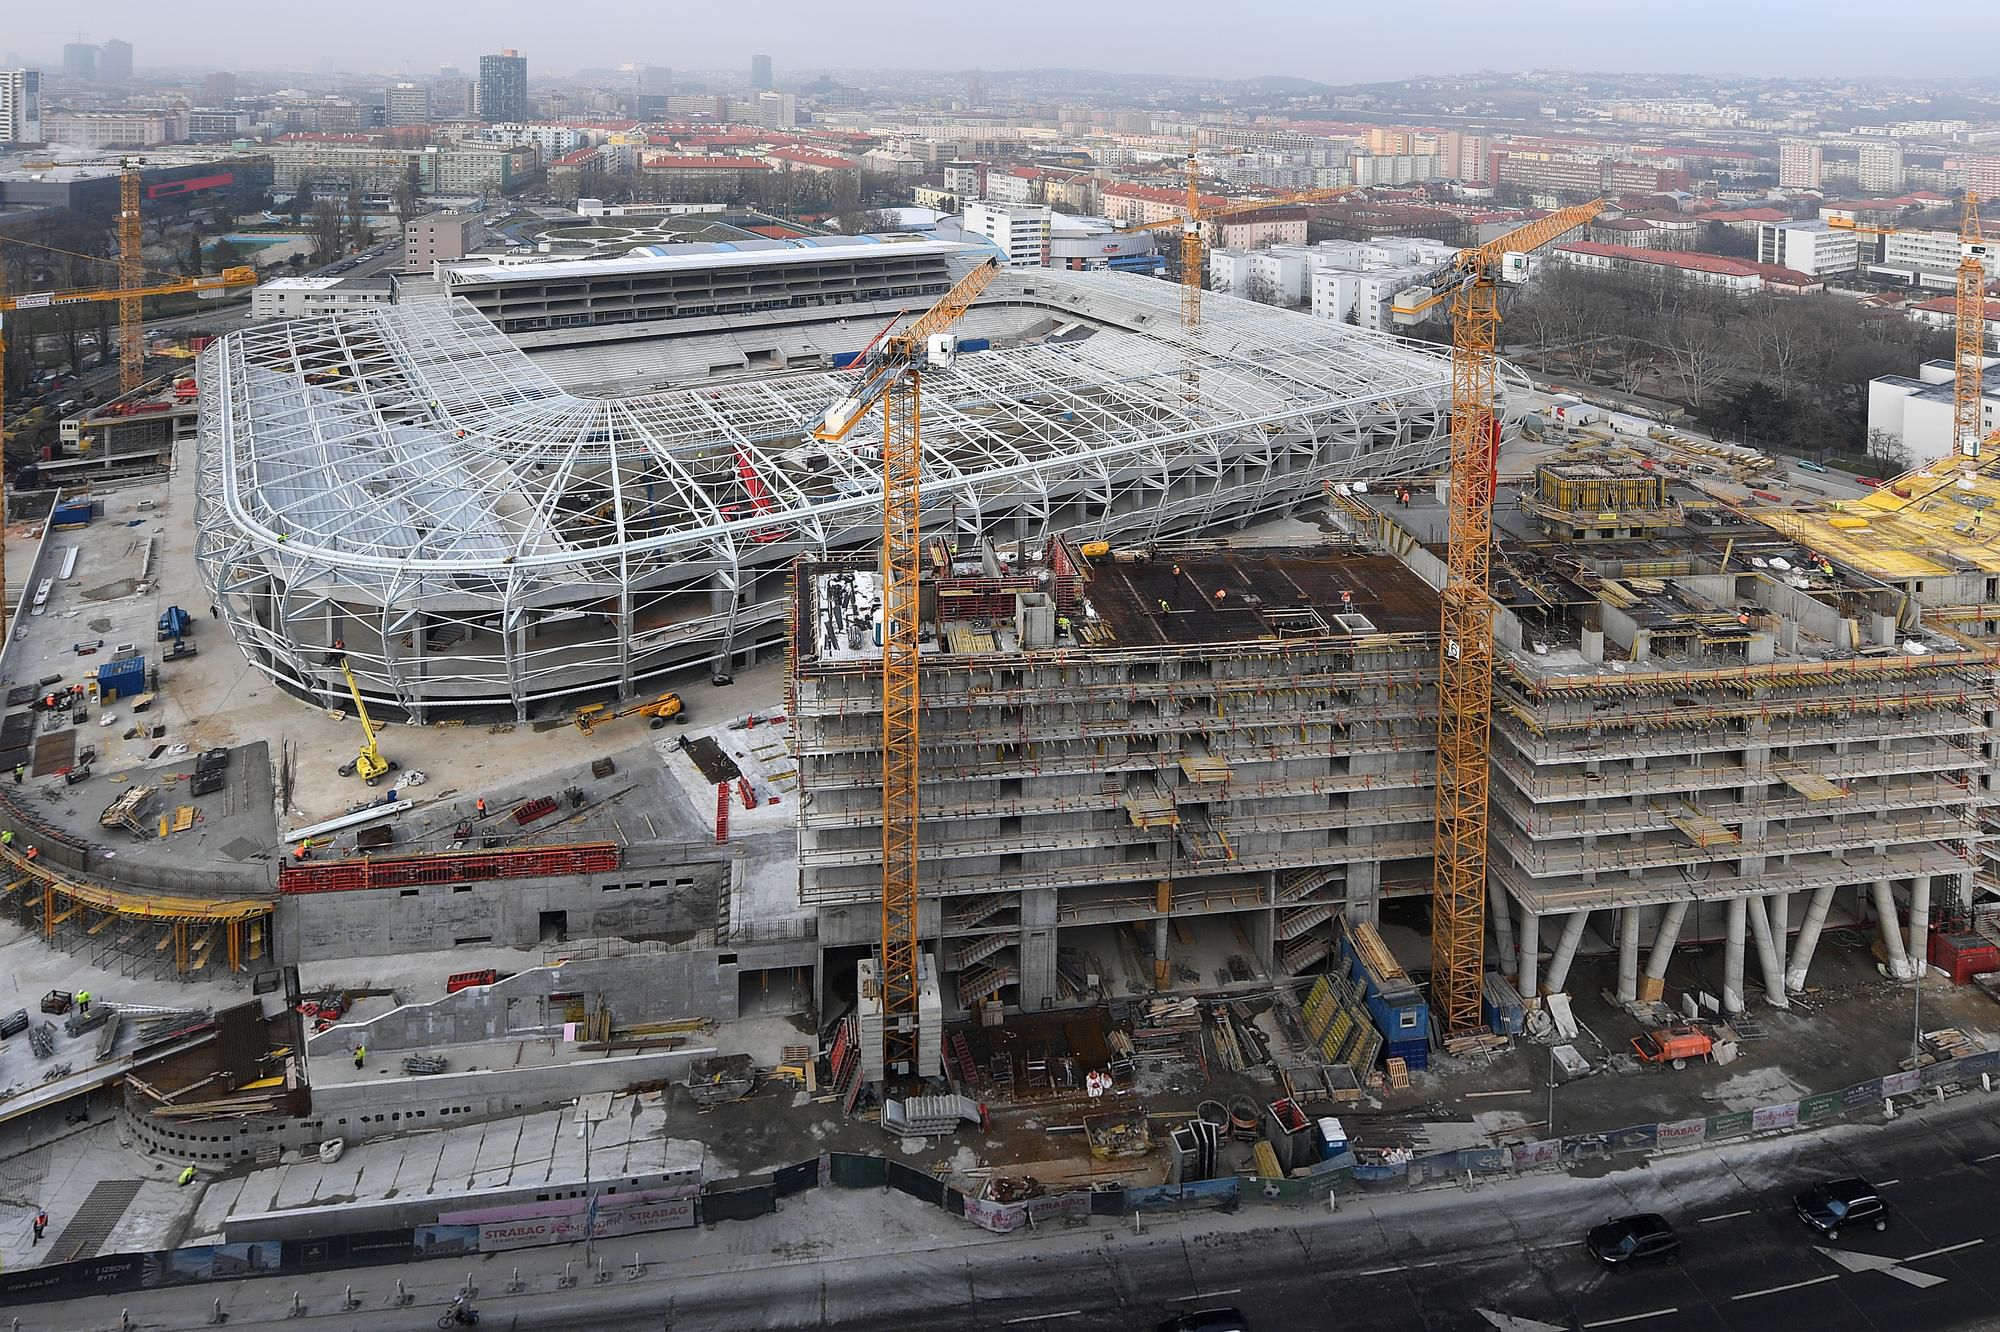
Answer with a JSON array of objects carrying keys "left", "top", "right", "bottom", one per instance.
[
  {"left": 791, "top": 538, "right": 1441, "bottom": 1014},
  {"left": 964, "top": 200, "right": 1051, "bottom": 267}
]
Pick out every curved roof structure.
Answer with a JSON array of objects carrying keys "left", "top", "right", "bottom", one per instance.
[{"left": 195, "top": 267, "right": 1455, "bottom": 716}]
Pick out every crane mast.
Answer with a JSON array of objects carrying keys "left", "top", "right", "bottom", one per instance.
[
  {"left": 1429, "top": 201, "right": 1604, "bottom": 1035},
  {"left": 1954, "top": 193, "right": 1989, "bottom": 459},
  {"left": 119, "top": 159, "right": 146, "bottom": 396}
]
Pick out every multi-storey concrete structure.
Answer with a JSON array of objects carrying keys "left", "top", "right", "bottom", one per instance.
[
  {"left": 98, "top": 38, "right": 133, "bottom": 86},
  {"left": 964, "top": 200, "right": 1050, "bottom": 267},
  {"left": 1858, "top": 142, "right": 1906, "bottom": 194},
  {"left": 403, "top": 209, "right": 488, "bottom": 272},
  {"left": 791, "top": 539, "right": 1442, "bottom": 1011},
  {"left": 0, "top": 69, "right": 40, "bottom": 144},
  {"left": 385, "top": 83, "right": 432, "bottom": 126},
  {"left": 42, "top": 110, "right": 181, "bottom": 148},
  {"left": 1756, "top": 219, "right": 1858, "bottom": 278},
  {"left": 479, "top": 51, "right": 528, "bottom": 123},
  {"left": 1779, "top": 140, "right": 1824, "bottom": 190}
]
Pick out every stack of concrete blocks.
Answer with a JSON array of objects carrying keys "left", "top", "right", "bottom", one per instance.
[{"left": 857, "top": 953, "right": 943, "bottom": 1083}]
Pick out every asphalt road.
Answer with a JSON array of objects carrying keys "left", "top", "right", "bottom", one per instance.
[{"left": 33, "top": 1096, "right": 2000, "bottom": 1332}]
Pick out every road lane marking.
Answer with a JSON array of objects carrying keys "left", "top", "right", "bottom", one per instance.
[
  {"left": 1171, "top": 1289, "right": 1242, "bottom": 1302},
  {"left": 1697, "top": 1209, "right": 1753, "bottom": 1223},
  {"left": 1002, "top": 1313, "right": 1080, "bottom": 1324},
  {"left": 1583, "top": 1311, "right": 1679, "bottom": 1328},
  {"left": 1906, "top": 1239, "right": 1984, "bottom": 1261},
  {"left": 1876, "top": 1178, "right": 1900, "bottom": 1186},
  {"left": 1816, "top": 1246, "right": 1947, "bottom": 1289},
  {"left": 1975, "top": 1152, "right": 2000, "bottom": 1163},
  {"left": 1359, "top": 1261, "right": 1440, "bottom": 1276},
  {"left": 1733, "top": 1275, "right": 1840, "bottom": 1300}
]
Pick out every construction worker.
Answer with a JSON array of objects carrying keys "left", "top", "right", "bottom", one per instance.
[
  {"left": 475, "top": 798, "right": 487, "bottom": 819},
  {"left": 1, "top": 830, "right": 12, "bottom": 847},
  {"left": 209, "top": 605, "right": 219, "bottom": 620},
  {"left": 11, "top": 764, "right": 21, "bottom": 784},
  {"left": 1056, "top": 615, "right": 1072, "bottom": 638},
  {"left": 353, "top": 1044, "right": 366, "bottom": 1071},
  {"left": 294, "top": 842, "right": 311, "bottom": 862},
  {"left": 32, "top": 1209, "right": 47, "bottom": 1243},
  {"left": 1157, "top": 598, "right": 1171, "bottom": 616},
  {"left": 76, "top": 990, "right": 89, "bottom": 1014},
  {"left": 177, "top": 1165, "right": 195, "bottom": 1187},
  {"left": 24, "top": 845, "right": 37, "bottom": 862}
]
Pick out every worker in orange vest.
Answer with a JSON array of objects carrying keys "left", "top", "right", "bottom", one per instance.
[
  {"left": 475, "top": 798, "right": 487, "bottom": 819},
  {"left": 294, "top": 842, "right": 311, "bottom": 862},
  {"left": 24, "top": 846, "right": 38, "bottom": 862}
]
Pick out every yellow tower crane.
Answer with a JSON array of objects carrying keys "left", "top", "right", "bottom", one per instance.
[
  {"left": 1831, "top": 194, "right": 1993, "bottom": 459},
  {"left": 811, "top": 256, "right": 1001, "bottom": 1076},
  {"left": 1124, "top": 134, "right": 1357, "bottom": 400},
  {"left": 1391, "top": 201, "right": 1604, "bottom": 1035},
  {"left": 0, "top": 264, "right": 258, "bottom": 645}
]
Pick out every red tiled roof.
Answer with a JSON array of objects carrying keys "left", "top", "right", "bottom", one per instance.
[
  {"left": 765, "top": 147, "right": 858, "bottom": 168},
  {"left": 642, "top": 155, "right": 770, "bottom": 170},
  {"left": 1556, "top": 241, "right": 1761, "bottom": 276},
  {"left": 1912, "top": 296, "right": 2000, "bottom": 319},
  {"left": 1102, "top": 182, "right": 1230, "bottom": 207},
  {"left": 552, "top": 147, "right": 599, "bottom": 166},
  {"left": 1745, "top": 263, "right": 1822, "bottom": 287}
]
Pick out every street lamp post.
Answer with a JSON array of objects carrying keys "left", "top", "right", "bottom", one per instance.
[{"left": 574, "top": 1099, "right": 596, "bottom": 1266}]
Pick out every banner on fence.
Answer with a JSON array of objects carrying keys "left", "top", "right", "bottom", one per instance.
[
  {"left": 1609, "top": 1125, "right": 1658, "bottom": 1155},
  {"left": 1511, "top": 1139, "right": 1560, "bottom": 1171},
  {"left": 1706, "top": 1110, "right": 1752, "bottom": 1139},
  {"left": 1798, "top": 1092, "right": 1844, "bottom": 1125},
  {"left": 1882, "top": 1070, "right": 1921, "bottom": 1097},
  {"left": 1751, "top": 1101, "right": 1800, "bottom": 1133},
  {"left": 1656, "top": 1118, "right": 1705, "bottom": 1151},
  {"left": 1126, "top": 1177, "right": 1239, "bottom": 1213},
  {"left": 962, "top": 1190, "right": 1091, "bottom": 1233}
]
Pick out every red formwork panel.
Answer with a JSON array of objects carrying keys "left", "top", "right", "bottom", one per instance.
[{"left": 279, "top": 842, "right": 621, "bottom": 894}]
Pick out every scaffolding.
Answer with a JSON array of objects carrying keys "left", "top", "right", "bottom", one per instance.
[
  {"left": 195, "top": 269, "right": 1454, "bottom": 720},
  {"left": 0, "top": 847, "right": 271, "bottom": 980}
]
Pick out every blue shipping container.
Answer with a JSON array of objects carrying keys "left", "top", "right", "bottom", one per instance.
[{"left": 97, "top": 656, "right": 146, "bottom": 701}]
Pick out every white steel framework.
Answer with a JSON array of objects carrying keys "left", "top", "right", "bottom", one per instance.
[{"left": 194, "top": 268, "right": 1455, "bottom": 717}]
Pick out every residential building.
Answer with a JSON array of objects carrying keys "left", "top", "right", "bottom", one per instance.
[
  {"left": 1491, "top": 149, "right": 1688, "bottom": 198},
  {"left": 479, "top": 51, "right": 528, "bottom": 123},
  {"left": 1098, "top": 182, "right": 1226, "bottom": 227},
  {"left": 637, "top": 154, "right": 771, "bottom": 203},
  {"left": 913, "top": 185, "right": 960, "bottom": 212},
  {"left": 0, "top": 69, "right": 40, "bottom": 145},
  {"left": 250, "top": 274, "right": 397, "bottom": 322},
  {"left": 1859, "top": 142, "right": 1905, "bottom": 194},
  {"left": 270, "top": 143, "right": 428, "bottom": 195},
  {"left": 1756, "top": 219, "right": 1857, "bottom": 278},
  {"left": 1218, "top": 210, "right": 1309, "bottom": 250},
  {"left": 384, "top": 84, "right": 432, "bottom": 127},
  {"left": 964, "top": 201, "right": 1051, "bottom": 267},
  {"left": 432, "top": 78, "right": 477, "bottom": 120},
  {"left": 943, "top": 161, "right": 985, "bottom": 198},
  {"left": 1961, "top": 155, "right": 2000, "bottom": 202},
  {"left": 201, "top": 72, "right": 237, "bottom": 104},
  {"left": 1868, "top": 357, "right": 2000, "bottom": 464},
  {"left": 403, "top": 210, "right": 489, "bottom": 272},
  {"left": 751, "top": 55, "right": 773, "bottom": 92},
  {"left": 1550, "top": 241, "right": 1821, "bottom": 295},
  {"left": 62, "top": 43, "right": 96, "bottom": 83},
  {"left": 186, "top": 109, "right": 252, "bottom": 141},
  {"left": 1903, "top": 296, "right": 2000, "bottom": 344},
  {"left": 1299, "top": 236, "right": 1462, "bottom": 331},
  {"left": 41, "top": 110, "right": 183, "bottom": 149},
  {"left": 1348, "top": 153, "right": 1441, "bottom": 188},
  {"left": 98, "top": 39, "right": 132, "bottom": 86},
  {"left": 760, "top": 147, "right": 856, "bottom": 178},
  {"left": 434, "top": 145, "right": 536, "bottom": 196},
  {"left": 1868, "top": 229, "right": 1998, "bottom": 291},
  {"left": 753, "top": 92, "right": 797, "bottom": 130},
  {"left": 1779, "top": 140, "right": 1823, "bottom": 190}
]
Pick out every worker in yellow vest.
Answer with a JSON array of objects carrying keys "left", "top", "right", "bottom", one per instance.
[{"left": 177, "top": 1165, "right": 196, "bottom": 1186}]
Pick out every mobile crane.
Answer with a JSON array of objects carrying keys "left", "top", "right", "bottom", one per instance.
[
  {"left": 334, "top": 657, "right": 397, "bottom": 785},
  {"left": 573, "top": 690, "right": 685, "bottom": 736}
]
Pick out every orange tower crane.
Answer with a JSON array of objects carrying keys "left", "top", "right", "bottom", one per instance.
[
  {"left": 119, "top": 157, "right": 147, "bottom": 395},
  {"left": 0, "top": 265, "right": 258, "bottom": 642},
  {"left": 1392, "top": 201, "right": 1604, "bottom": 1034},
  {"left": 1125, "top": 134, "right": 1357, "bottom": 398},
  {"left": 1830, "top": 195, "right": 1994, "bottom": 458},
  {"left": 810, "top": 256, "right": 1001, "bottom": 1075}
]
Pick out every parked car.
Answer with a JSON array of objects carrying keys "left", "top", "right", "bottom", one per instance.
[
  {"left": 1585, "top": 1213, "right": 1681, "bottom": 1269},
  {"left": 1157, "top": 1310, "right": 1248, "bottom": 1332},
  {"left": 1795, "top": 1178, "right": 1886, "bottom": 1240}
]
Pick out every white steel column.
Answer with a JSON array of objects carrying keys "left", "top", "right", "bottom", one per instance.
[
  {"left": 1722, "top": 896, "right": 1747, "bottom": 1014},
  {"left": 1542, "top": 909, "right": 1591, "bottom": 995},
  {"left": 1904, "top": 875, "right": 1932, "bottom": 977},
  {"left": 1872, "top": 879, "right": 1911, "bottom": 980},
  {"left": 1517, "top": 902, "right": 1541, "bottom": 1003},
  {"left": 1785, "top": 885, "right": 1837, "bottom": 992},
  {"left": 1616, "top": 908, "right": 1641, "bottom": 1005},
  {"left": 1644, "top": 900, "right": 1690, "bottom": 984},
  {"left": 1746, "top": 893, "right": 1789, "bottom": 1010}
]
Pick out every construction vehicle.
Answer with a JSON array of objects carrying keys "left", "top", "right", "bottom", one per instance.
[
  {"left": 572, "top": 690, "right": 685, "bottom": 736},
  {"left": 1829, "top": 193, "right": 1993, "bottom": 459},
  {"left": 333, "top": 657, "right": 397, "bottom": 785},
  {"left": 156, "top": 606, "right": 192, "bottom": 641},
  {"left": 810, "top": 255, "right": 1002, "bottom": 1077},
  {"left": 1396, "top": 201, "right": 1607, "bottom": 1036},
  {"left": 1631, "top": 1025, "right": 1714, "bottom": 1069}
]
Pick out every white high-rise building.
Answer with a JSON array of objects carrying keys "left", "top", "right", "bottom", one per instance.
[
  {"left": 965, "top": 201, "right": 1051, "bottom": 268},
  {"left": 1756, "top": 220, "right": 1858, "bottom": 277},
  {"left": 1858, "top": 142, "right": 1905, "bottom": 194},
  {"left": 0, "top": 69, "right": 41, "bottom": 144},
  {"left": 1779, "top": 140, "right": 1823, "bottom": 190}
]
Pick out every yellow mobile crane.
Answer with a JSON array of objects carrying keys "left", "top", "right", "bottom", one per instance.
[
  {"left": 810, "top": 255, "right": 1000, "bottom": 1076},
  {"left": 334, "top": 658, "right": 397, "bottom": 785}
]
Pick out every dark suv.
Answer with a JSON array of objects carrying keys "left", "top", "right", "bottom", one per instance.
[
  {"left": 1586, "top": 1213, "right": 1682, "bottom": 1269},
  {"left": 1795, "top": 1177, "right": 1887, "bottom": 1240}
]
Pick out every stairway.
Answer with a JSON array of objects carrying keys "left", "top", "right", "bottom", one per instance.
[
  {"left": 951, "top": 933, "right": 1012, "bottom": 971},
  {"left": 1277, "top": 902, "right": 1338, "bottom": 941},
  {"left": 946, "top": 892, "right": 1010, "bottom": 932},
  {"left": 957, "top": 961, "right": 1017, "bottom": 1006}
]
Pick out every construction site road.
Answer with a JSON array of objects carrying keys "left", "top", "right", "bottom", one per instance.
[{"left": 33, "top": 1089, "right": 2000, "bottom": 1332}]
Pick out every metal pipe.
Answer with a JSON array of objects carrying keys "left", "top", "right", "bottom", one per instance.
[
  {"left": 1542, "top": 909, "right": 1591, "bottom": 995},
  {"left": 1722, "top": 896, "right": 1747, "bottom": 1014},
  {"left": 1644, "top": 900, "right": 1690, "bottom": 981},
  {"left": 1746, "top": 893, "right": 1789, "bottom": 1010},
  {"left": 1785, "top": 885, "right": 1837, "bottom": 992},
  {"left": 1616, "top": 908, "right": 1641, "bottom": 1004},
  {"left": 1872, "top": 879, "right": 1911, "bottom": 980}
]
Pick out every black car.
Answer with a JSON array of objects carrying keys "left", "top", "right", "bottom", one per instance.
[
  {"left": 1585, "top": 1213, "right": 1681, "bottom": 1269},
  {"left": 1795, "top": 1177, "right": 1887, "bottom": 1239},
  {"left": 1156, "top": 1310, "right": 1248, "bottom": 1332}
]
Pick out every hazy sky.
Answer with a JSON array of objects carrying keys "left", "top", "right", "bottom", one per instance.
[{"left": 23, "top": 0, "right": 2000, "bottom": 83}]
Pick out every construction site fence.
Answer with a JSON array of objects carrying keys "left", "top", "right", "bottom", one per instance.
[
  {"left": 11, "top": 1053, "right": 2000, "bottom": 1309},
  {"left": 277, "top": 843, "right": 621, "bottom": 894}
]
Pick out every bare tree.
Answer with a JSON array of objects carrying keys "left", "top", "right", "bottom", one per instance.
[
  {"left": 1659, "top": 316, "right": 1734, "bottom": 411},
  {"left": 345, "top": 188, "right": 369, "bottom": 251},
  {"left": 1866, "top": 428, "right": 1912, "bottom": 473},
  {"left": 310, "top": 200, "right": 345, "bottom": 264}
]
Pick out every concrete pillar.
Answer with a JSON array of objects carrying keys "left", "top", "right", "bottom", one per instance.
[
  {"left": 1872, "top": 879, "right": 1911, "bottom": 980},
  {"left": 1489, "top": 880, "right": 1516, "bottom": 981},
  {"left": 1722, "top": 896, "right": 1747, "bottom": 1014},
  {"left": 1644, "top": 900, "right": 1690, "bottom": 983},
  {"left": 1616, "top": 908, "right": 1642, "bottom": 1005},
  {"left": 1905, "top": 876, "right": 1932, "bottom": 977},
  {"left": 1769, "top": 889, "right": 1789, "bottom": 954},
  {"left": 1517, "top": 902, "right": 1541, "bottom": 1005},
  {"left": 1542, "top": 909, "right": 1591, "bottom": 995},
  {"left": 1746, "top": 893, "right": 1789, "bottom": 1009},
  {"left": 1581, "top": 627, "right": 1604, "bottom": 663},
  {"left": 1152, "top": 917, "right": 1170, "bottom": 990},
  {"left": 1785, "top": 885, "right": 1837, "bottom": 992}
]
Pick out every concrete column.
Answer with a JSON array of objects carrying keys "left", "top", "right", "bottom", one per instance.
[
  {"left": 1644, "top": 900, "right": 1690, "bottom": 982},
  {"left": 1905, "top": 875, "right": 1932, "bottom": 977},
  {"left": 1722, "top": 896, "right": 1747, "bottom": 1014},
  {"left": 1152, "top": 917, "right": 1170, "bottom": 990},
  {"left": 1871, "top": 879, "right": 1911, "bottom": 980},
  {"left": 1542, "top": 909, "right": 1591, "bottom": 995},
  {"left": 1746, "top": 893, "right": 1790, "bottom": 1010},
  {"left": 1489, "top": 880, "right": 1517, "bottom": 982},
  {"left": 1785, "top": 885, "right": 1837, "bottom": 993},
  {"left": 1517, "top": 903, "right": 1541, "bottom": 1005},
  {"left": 1616, "top": 908, "right": 1642, "bottom": 1005}
]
